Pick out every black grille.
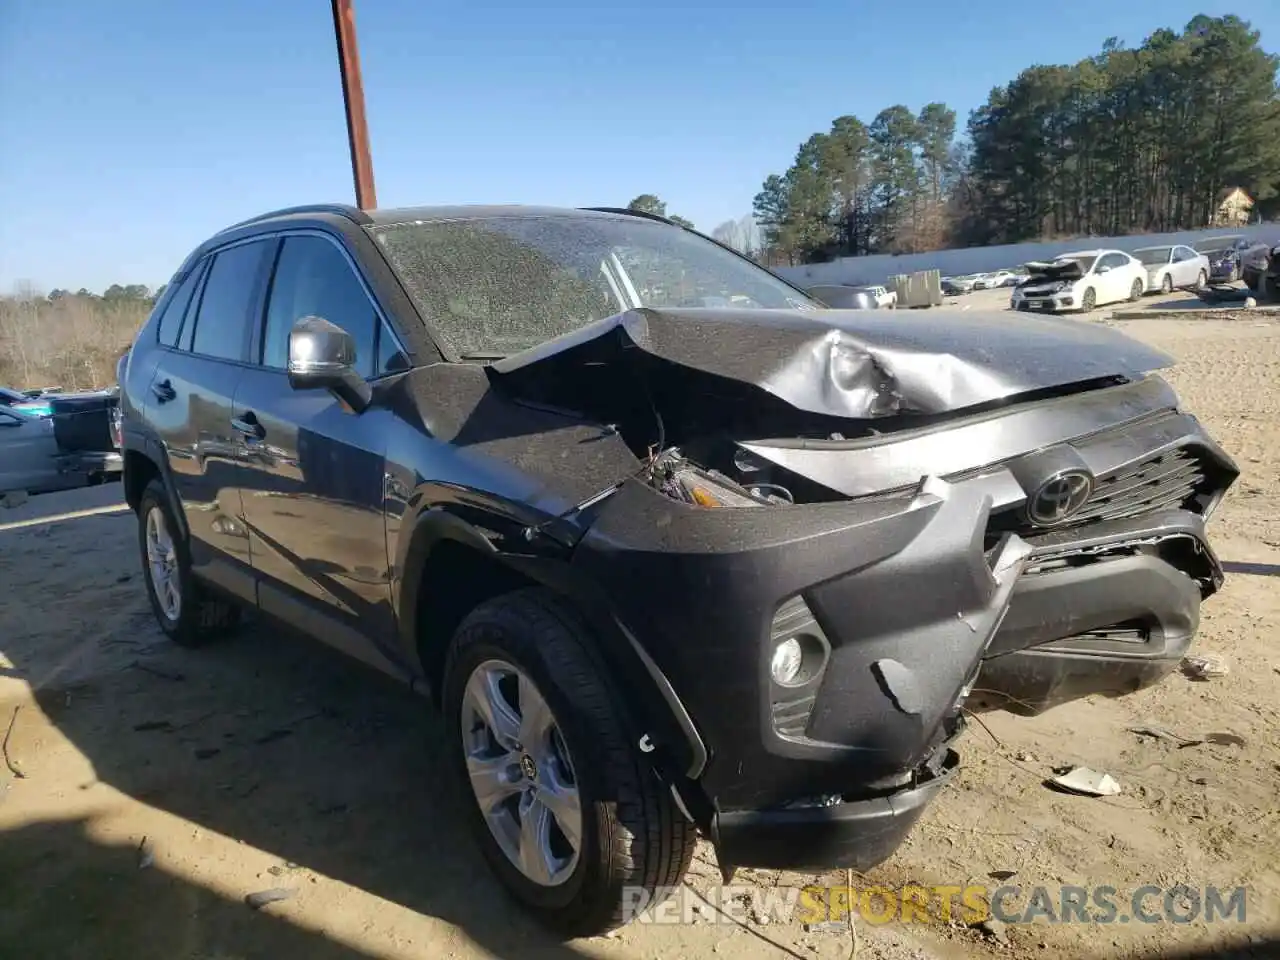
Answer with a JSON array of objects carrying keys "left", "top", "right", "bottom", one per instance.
[
  {"left": 1072, "top": 448, "right": 1207, "bottom": 525},
  {"left": 993, "top": 446, "right": 1210, "bottom": 537}
]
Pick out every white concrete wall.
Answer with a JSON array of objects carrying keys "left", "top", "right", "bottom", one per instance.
[{"left": 773, "top": 224, "right": 1280, "bottom": 287}]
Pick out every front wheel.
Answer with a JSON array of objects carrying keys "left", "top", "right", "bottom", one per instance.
[
  {"left": 1129, "top": 278, "right": 1145, "bottom": 302},
  {"left": 1081, "top": 287, "right": 1096, "bottom": 312},
  {"left": 1197, "top": 269, "right": 1207, "bottom": 289},
  {"left": 137, "top": 478, "right": 240, "bottom": 647},
  {"left": 1161, "top": 273, "right": 1173, "bottom": 294},
  {"left": 442, "top": 588, "right": 696, "bottom": 937}
]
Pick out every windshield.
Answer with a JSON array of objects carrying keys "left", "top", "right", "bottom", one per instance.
[
  {"left": 1199, "top": 237, "right": 1239, "bottom": 255},
  {"left": 368, "top": 214, "right": 819, "bottom": 358},
  {"left": 1135, "top": 247, "right": 1170, "bottom": 266}
]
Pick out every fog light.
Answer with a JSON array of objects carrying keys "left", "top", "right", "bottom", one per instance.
[{"left": 771, "top": 638, "right": 804, "bottom": 686}]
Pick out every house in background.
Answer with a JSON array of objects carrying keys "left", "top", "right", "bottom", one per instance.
[{"left": 1211, "top": 187, "right": 1255, "bottom": 227}]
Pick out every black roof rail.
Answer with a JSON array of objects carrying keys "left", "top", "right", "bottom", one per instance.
[
  {"left": 217, "top": 203, "right": 373, "bottom": 234},
  {"left": 582, "top": 206, "right": 681, "bottom": 227}
]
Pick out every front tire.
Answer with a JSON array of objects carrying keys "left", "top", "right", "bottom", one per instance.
[
  {"left": 442, "top": 589, "right": 696, "bottom": 937},
  {"left": 1161, "top": 273, "right": 1173, "bottom": 294},
  {"left": 1129, "top": 278, "right": 1145, "bottom": 302},
  {"left": 1081, "top": 287, "right": 1096, "bottom": 312},
  {"left": 137, "top": 478, "right": 240, "bottom": 647},
  {"left": 1197, "top": 269, "right": 1207, "bottom": 288}
]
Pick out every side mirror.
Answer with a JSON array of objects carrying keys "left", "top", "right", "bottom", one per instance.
[
  {"left": 287, "top": 315, "right": 372, "bottom": 413},
  {"left": 1096, "top": 264, "right": 1111, "bottom": 274}
]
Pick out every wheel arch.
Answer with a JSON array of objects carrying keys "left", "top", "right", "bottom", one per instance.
[
  {"left": 121, "top": 435, "right": 190, "bottom": 542},
  {"left": 395, "top": 505, "right": 710, "bottom": 788}
]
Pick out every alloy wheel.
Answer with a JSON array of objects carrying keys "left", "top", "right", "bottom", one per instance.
[
  {"left": 1161, "top": 273, "right": 1173, "bottom": 294},
  {"left": 460, "top": 659, "right": 583, "bottom": 887},
  {"left": 145, "top": 506, "right": 181, "bottom": 621}
]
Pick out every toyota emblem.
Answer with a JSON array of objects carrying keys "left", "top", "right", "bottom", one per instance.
[{"left": 1026, "top": 470, "right": 1094, "bottom": 526}]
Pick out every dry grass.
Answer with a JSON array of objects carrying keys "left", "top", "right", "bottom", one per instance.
[{"left": 0, "top": 295, "right": 149, "bottom": 392}]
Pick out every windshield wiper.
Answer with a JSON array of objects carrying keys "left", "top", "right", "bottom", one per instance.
[{"left": 459, "top": 351, "right": 508, "bottom": 362}]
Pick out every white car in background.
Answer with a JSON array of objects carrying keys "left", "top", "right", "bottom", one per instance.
[
  {"left": 974, "top": 270, "right": 1016, "bottom": 290},
  {"left": 1011, "top": 249, "right": 1148, "bottom": 313},
  {"left": 867, "top": 284, "right": 897, "bottom": 308},
  {"left": 1132, "top": 244, "right": 1210, "bottom": 294}
]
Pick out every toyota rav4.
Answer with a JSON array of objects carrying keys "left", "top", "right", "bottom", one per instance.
[{"left": 115, "top": 203, "right": 1238, "bottom": 936}]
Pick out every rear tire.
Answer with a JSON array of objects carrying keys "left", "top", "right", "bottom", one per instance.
[
  {"left": 137, "top": 478, "right": 240, "bottom": 647},
  {"left": 442, "top": 588, "right": 696, "bottom": 937},
  {"left": 1197, "top": 269, "right": 1207, "bottom": 289}
]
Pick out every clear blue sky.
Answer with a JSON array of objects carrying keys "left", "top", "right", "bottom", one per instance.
[{"left": 1, "top": 0, "right": 1276, "bottom": 293}]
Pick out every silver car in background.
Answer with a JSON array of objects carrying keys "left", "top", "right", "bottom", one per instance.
[{"left": 1132, "top": 244, "right": 1209, "bottom": 294}]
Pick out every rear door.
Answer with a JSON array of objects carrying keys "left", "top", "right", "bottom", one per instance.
[
  {"left": 143, "top": 237, "right": 276, "bottom": 602},
  {"left": 232, "top": 232, "right": 411, "bottom": 670}
]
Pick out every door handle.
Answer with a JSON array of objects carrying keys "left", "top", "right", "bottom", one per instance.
[
  {"left": 230, "top": 413, "right": 266, "bottom": 440},
  {"left": 151, "top": 379, "right": 176, "bottom": 404}
]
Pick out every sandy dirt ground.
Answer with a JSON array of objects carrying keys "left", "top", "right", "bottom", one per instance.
[{"left": 2, "top": 300, "right": 1278, "bottom": 960}]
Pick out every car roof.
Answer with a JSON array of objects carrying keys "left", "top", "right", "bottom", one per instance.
[
  {"left": 217, "top": 203, "right": 664, "bottom": 236},
  {"left": 1055, "top": 249, "right": 1107, "bottom": 257}
]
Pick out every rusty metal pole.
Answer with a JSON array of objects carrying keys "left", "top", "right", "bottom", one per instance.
[{"left": 331, "top": 0, "right": 377, "bottom": 209}]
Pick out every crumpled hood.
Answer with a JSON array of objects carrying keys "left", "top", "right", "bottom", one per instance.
[
  {"left": 489, "top": 307, "right": 1173, "bottom": 420},
  {"left": 1022, "top": 259, "right": 1085, "bottom": 284}
]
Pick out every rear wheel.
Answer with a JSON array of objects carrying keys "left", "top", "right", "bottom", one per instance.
[
  {"left": 1081, "top": 287, "right": 1096, "bottom": 312},
  {"left": 1129, "top": 278, "right": 1145, "bottom": 302},
  {"left": 1197, "top": 269, "right": 1207, "bottom": 289},
  {"left": 442, "top": 588, "right": 696, "bottom": 937},
  {"left": 137, "top": 478, "right": 240, "bottom": 647}
]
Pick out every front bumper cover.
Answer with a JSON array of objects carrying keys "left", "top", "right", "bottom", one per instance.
[
  {"left": 574, "top": 476, "right": 1031, "bottom": 870},
  {"left": 574, "top": 470, "right": 1223, "bottom": 871}
]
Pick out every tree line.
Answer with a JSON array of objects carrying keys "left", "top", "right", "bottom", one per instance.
[{"left": 749, "top": 13, "right": 1280, "bottom": 265}]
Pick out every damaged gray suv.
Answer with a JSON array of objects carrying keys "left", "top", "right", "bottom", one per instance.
[{"left": 116, "top": 203, "right": 1239, "bottom": 936}]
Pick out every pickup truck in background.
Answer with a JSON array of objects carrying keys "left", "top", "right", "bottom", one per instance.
[{"left": 0, "top": 386, "right": 123, "bottom": 497}]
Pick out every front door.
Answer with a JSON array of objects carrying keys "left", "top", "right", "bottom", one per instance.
[
  {"left": 233, "top": 232, "right": 409, "bottom": 672},
  {"left": 142, "top": 238, "right": 276, "bottom": 602},
  {"left": 1095, "top": 253, "right": 1128, "bottom": 304}
]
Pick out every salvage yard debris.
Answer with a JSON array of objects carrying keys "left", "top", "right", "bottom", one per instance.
[
  {"left": 1048, "top": 767, "right": 1122, "bottom": 797},
  {"left": 1182, "top": 653, "right": 1231, "bottom": 679}
]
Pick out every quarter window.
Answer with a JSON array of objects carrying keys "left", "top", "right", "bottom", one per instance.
[
  {"left": 188, "top": 241, "right": 273, "bottom": 362},
  {"left": 155, "top": 260, "right": 206, "bottom": 348}
]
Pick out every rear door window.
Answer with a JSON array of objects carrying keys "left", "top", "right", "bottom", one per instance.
[{"left": 188, "top": 240, "right": 273, "bottom": 363}]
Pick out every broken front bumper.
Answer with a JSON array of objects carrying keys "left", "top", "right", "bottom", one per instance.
[
  {"left": 971, "top": 510, "right": 1219, "bottom": 715},
  {"left": 574, "top": 476, "right": 1032, "bottom": 872}
]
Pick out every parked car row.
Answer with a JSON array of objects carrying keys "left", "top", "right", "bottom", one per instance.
[
  {"left": 942, "top": 271, "right": 1022, "bottom": 295},
  {"left": 804, "top": 283, "right": 896, "bottom": 309}
]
